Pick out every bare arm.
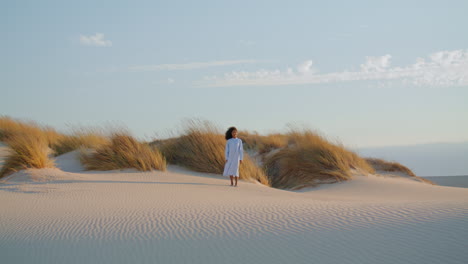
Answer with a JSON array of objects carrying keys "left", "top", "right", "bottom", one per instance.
[{"left": 239, "top": 140, "right": 244, "bottom": 164}]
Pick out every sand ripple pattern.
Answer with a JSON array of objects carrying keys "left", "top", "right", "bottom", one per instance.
[{"left": 1, "top": 168, "right": 468, "bottom": 264}]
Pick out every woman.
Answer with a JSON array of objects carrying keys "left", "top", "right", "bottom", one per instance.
[{"left": 223, "top": 126, "right": 243, "bottom": 187}]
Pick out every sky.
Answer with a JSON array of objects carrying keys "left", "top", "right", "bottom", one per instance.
[{"left": 2, "top": 0, "right": 468, "bottom": 148}]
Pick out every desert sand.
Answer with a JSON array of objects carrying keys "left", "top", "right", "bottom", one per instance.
[{"left": 1, "top": 150, "right": 467, "bottom": 264}]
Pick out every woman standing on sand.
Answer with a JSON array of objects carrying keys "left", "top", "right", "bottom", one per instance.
[{"left": 223, "top": 127, "right": 243, "bottom": 187}]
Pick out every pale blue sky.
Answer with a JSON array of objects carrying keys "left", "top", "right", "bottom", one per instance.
[{"left": 2, "top": 0, "right": 468, "bottom": 147}]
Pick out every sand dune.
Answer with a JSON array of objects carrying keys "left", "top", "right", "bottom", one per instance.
[{"left": 0, "top": 150, "right": 467, "bottom": 263}]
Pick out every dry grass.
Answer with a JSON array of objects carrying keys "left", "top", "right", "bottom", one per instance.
[
  {"left": 258, "top": 134, "right": 289, "bottom": 154},
  {"left": 365, "top": 158, "right": 416, "bottom": 176},
  {"left": 1, "top": 117, "right": 165, "bottom": 174},
  {"left": 0, "top": 116, "right": 58, "bottom": 178},
  {"left": 159, "top": 120, "right": 269, "bottom": 185},
  {"left": 51, "top": 130, "right": 109, "bottom": 156},
  {"left": 0, "top": 116, "right": 62, "bottom": 144},
  {"left": 365, "top": 158, "right": 435, "bottom": 184},
  {"left": 239, "top": 131, "right": 288, "bottom": 154},
  {"left": 0, "top": 116, "right": 432, "bottom": 187},
  {"left": 1, "top": 116, "right": 109, "bottom": 156},
  {"left": 237, "top": 131, "right": 262, "bottom": 151},
  {"left": 80, "top": 133, "right": 166, "bottom": 172},
  {"left": 264, "top": 129, "right": 375, "bottom": 190},
  {"left": 0, "top": 130, "right": 55, "bottom": 178}
]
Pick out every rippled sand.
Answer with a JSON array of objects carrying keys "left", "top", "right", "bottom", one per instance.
[{"left": 0, "top": 152, "right": 467, "bottom": 264}]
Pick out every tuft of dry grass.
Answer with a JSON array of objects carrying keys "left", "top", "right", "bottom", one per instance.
[
  {"left": 1, "top": 117, "right": 165, "bottom": 174},
  {"left": 1, "top": 116, "right": 110, "bottom": 156},
  {"left": 238, "top": 131, "right": 288, "bottom": 154},
  {"left": 159, "top": 120, "right": 269, "bottom": 185},
  {"left": 365, "top": 158, "right": 416, "bottom": 176},
  {"left": 264, "top": 129, "right": 375, "bottom": 190},
  {"left": 0, "top": 130, "right": 55, "bottom": 178},
  {"left": 80, "top": 133, "right": 166, "bottom": 172},
  {"left": 51, "top": 130, "right": 109, "bottom": 156},
  {"left": 0, "top": 116, "right": 62, "bottom": 144},
  {"left": 365, "top": 158, "right": 435, "bottom": 184},
  {"left": 237, "top": 131, "right": 262, "bottom": 151},
  {"left": 240, "top": 157, "right": 270, "bottom": 185},
  {"left": 257, "top": 133, "right": 289, "bottom": 154}
]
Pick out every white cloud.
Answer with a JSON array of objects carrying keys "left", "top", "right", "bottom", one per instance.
[
  {"left": 129, "top": 60, "right": 261, "bottom": 71},
  {"left": 297, "top": 60, "right": 315, "bottom": 74},
  {"left": 199, "top": 49, "right": 468, "bottom": 88},
  {"left": 167, "top": 78, "right": 175, "bottom": 84},
  {"left": 79, "top": 33, "right": 112, "bottom": 47},
  {"left": 360, "top": 55, "right": 391, "bottom": 72}
]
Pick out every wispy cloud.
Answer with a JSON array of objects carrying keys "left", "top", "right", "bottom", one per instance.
[
  {"left": 129, "top": 60, "right": 261, "bottom": 72},
  {"left": 200, "top": 49, "right": 468, "bottom": 87},
  {"left": 79, "top": 33, "right": 112, "bottom": 47}
]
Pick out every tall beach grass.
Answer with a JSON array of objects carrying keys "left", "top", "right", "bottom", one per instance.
[
  {"left": 51, "top": 130, "right": 109, "bottom": 156},
  {"left": 80, "top": 133, "right": 166, "bottom": 172},
  {"left": 1, "top": 117, "right": 165, "bottom": 174},
  {"left": 0, "top": 117, "right": 58, "bottom": 178},
  {"left": 264, "top": 129, "right": 375, "bottom": 190},
  {"left": 159, "top": 120, "right": 270, "bottom": 185},
  {"left": 0, "top": 130, "right": 55, "bottom": 178},
  {"left": 2, "top": 116, "right": 430, "bottom": 188},
  {"left": 0, "top": 116, "right": 62, "bottom": 145},
  {"left": 365, "top": 158, "right": 435, "bottom": 184},
  {"left": 239, "top": 131, "right": 288, "bottom": 155}
]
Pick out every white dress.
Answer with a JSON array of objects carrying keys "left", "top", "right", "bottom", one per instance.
[{"left": 223, "top": 138, "right": 244, "bottom": 177}]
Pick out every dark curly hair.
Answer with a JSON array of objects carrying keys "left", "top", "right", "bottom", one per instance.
[{"left": 225, "top": 126, "right": 237, "bottom": 140}]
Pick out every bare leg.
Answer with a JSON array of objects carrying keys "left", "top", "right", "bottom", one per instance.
[
  {"left": 230, "top": 176, "right": 234, "bottom": 186},
  {"left": 234, "top": 177, "right": 238, "bottom": 187}
]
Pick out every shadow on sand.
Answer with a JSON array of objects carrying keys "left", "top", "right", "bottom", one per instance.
[{"left": 0, "top": 179, "right": 230, "bottom": 194}]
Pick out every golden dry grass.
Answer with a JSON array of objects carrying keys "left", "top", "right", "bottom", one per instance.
[
  {"left": 1, "top": 117, "right": 165, "bottom": 174},
  {"left": 0, "top": 116, "right": 62, "bottom": 144},
  {"left": 80, "top": 133, "right": 166, "bottom": 172},
  {"left": 51, "top": 130, "right": 109, "bottom": 156},
  {"left": 0, "top": 130, "right": 55, "bottom": 178},
  {"left": 2, "top": 116, "right": 430, "bottom": 188},
  {"left": 160, "top": 120, "right": 269, "bottom": 185},
  {"left": 237, "top": 131, "right": 261, "bottom": 151},
  {"left": 365, "top": 158, "right": 416, "bottom": 176},
  {"left": 1, "top": 116, "right": 109, "bottom": 156},
  {"left": 0, "top": 116, "right": 58, "bottom": 178},
  {"left": 238, "top": 131, "right": 288, "bottom": 154},
  {"left": 365, "top": 158, "right": 435, "bottom": 184},
  {"left": 264, "top": 129, "right": 375, "bottom": 190}
]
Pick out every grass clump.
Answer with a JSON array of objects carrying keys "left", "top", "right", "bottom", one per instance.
[
  {"left": 365, "top": 158, "right": 416, "bottom": 176},
  {"left": 80, "top": 133, "right": 166, "bottom": 172},
  {"left": 239, "top": 131, "right": 288, "bottom": 154},
  {"left": 1, "top": 116, "right": 109, "bottom": 157},
  {"left": 0, "top": 130, "right": 55, "bottom": 178},
  {"left": 365, "top": 158, "right": 435, "bottom": 184},
  {"left": 51, "top": 130, "right": 109, "bottom": 156},
  {"left": 0, "top": 116, "right": 62, "bottom": 144},
  {"left": 159, "top": 120, "right": 269, "bottom": 185},
  {"left": 264, "top": 129, "right": 375, "bottom": 190}
]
